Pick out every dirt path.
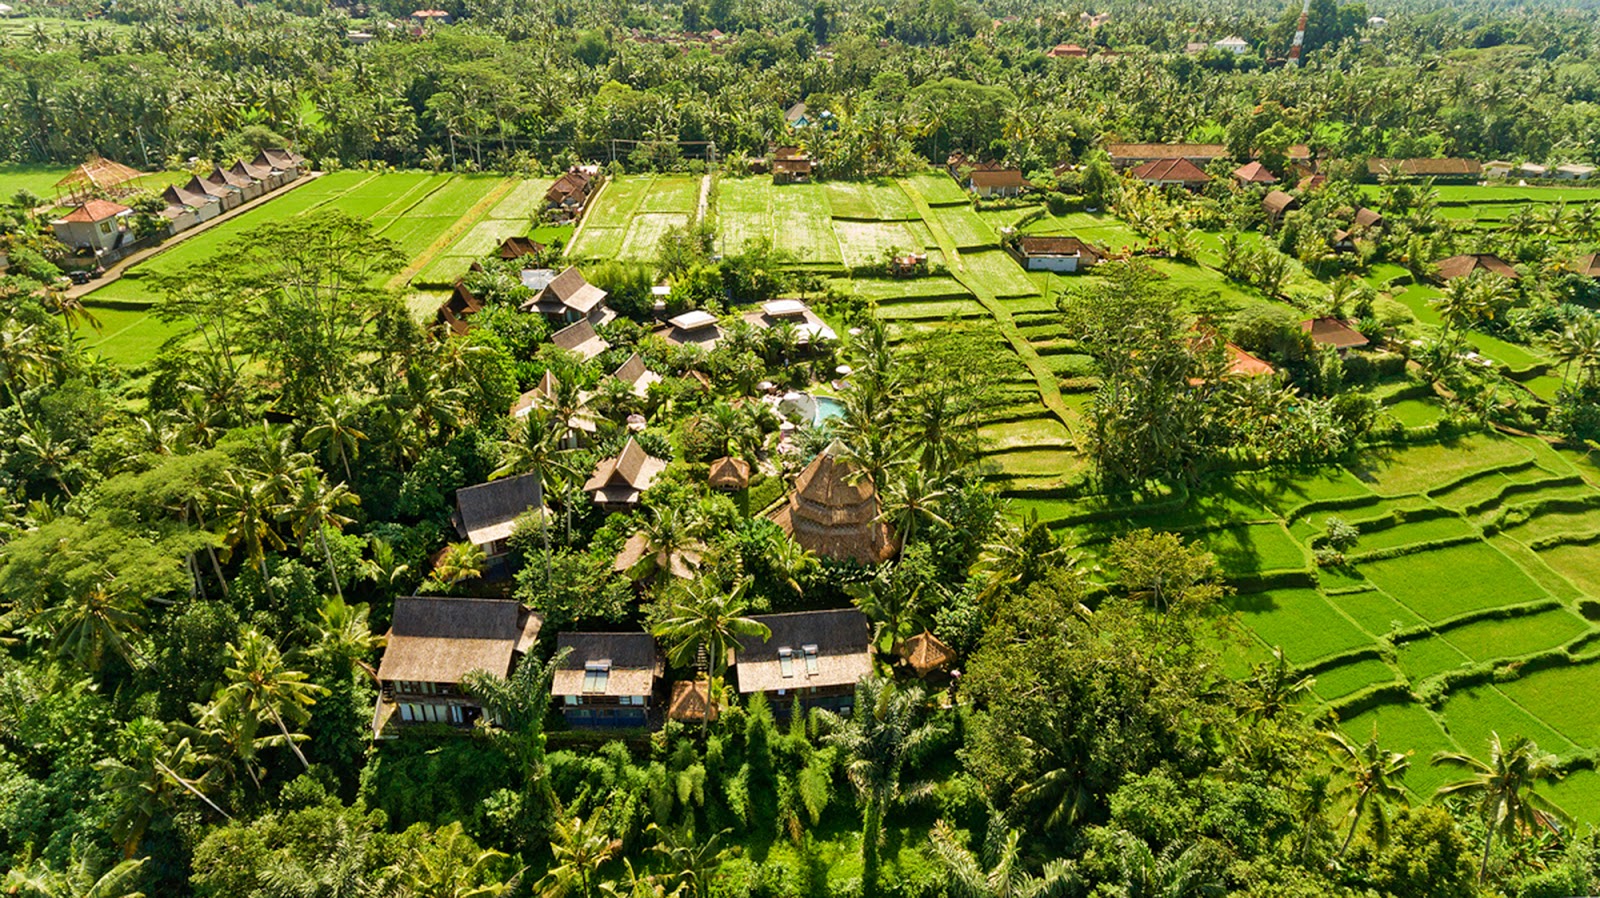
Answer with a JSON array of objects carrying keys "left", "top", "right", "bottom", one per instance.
[
  {"left": 899, "top": 180, "right": 1076, "bottom": 438},
  {"left": 697, "top": 173, "right": 712, "bottom": 223},
  {"left": 386, "top": 176, "right": 519, "bottom": 290},
  {"left": 70, "top": 170, "right": 334, "bottom": 301}
]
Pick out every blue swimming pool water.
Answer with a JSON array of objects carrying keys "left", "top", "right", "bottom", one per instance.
[{"left": 814, "top": 396, "right": 845, "bottom": 425}]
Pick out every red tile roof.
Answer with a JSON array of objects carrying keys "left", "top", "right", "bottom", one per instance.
[
  {"left": 59, "top": 199, "right": 131, "bottom": 222},
  {"left": 1301, "top": 317, "right": 1369, "bottom": 350},
  {"left": 1130, "top": 158, "right": 1210, "bottom": 184},
  {"left": 1233, "top": 161, "right": 1276, "bottom": 184}
]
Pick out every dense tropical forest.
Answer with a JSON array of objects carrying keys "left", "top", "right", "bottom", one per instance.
[{"left": 8, "top": 0, "right": 1600, "bottom": 895}]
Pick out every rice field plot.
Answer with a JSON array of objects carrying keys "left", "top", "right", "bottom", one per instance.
[
  {"left": 1467, "top": 332, "right": 1551, "bottom": 375},
  {"left": 1358, "top": 542, "right": 1550, "bottom": 622},
  {"left": 845, "top": 276, "right": 971, "bottom": 302},
  {"left": 875, "top": 298, "right": 989, "bottom": 321},
  {"left": 1227, "top": 588, "right": 1373, "bottom": 663},
  {"left": 976, "top": 418, "right": 1073, "bottom": 451},
  {"left": 0, "top": 163, "right": 73, "bottom": 199},
  {"left": 1345, "top": 435, "right": 1532, "bottom": 497},
  {"left": 961, "top": 250, "right": 1038, "bottom": 297},
  {"left": 1339, "top": 702, "right": 1458, "bottom": 797},
  {"left": 1193, "top": 522, "right": 1309, "bottom": 575},
  {"left": 617, "top": 212, "right": 691, "bottom": 263},
  {"left": 1537, "top": 543, "right": 1600, "bottom": 595},
  {"left": 1250, "top": 466, "right": 1375, "bottom": 517},
  {"left": 1327, "top": 586, "right": 1426, "bottom": 635},
  {"left": 1547, "top": 770, "right": 1600, "bottom": 823},
  {"left": 1499, "top": 663, "right": 1600, "bottom": 749},
  {"left": 902, "top": 172, "right": 970, "bottom": 206},
  {"left": 1432, "top": 185, "right": 1600, "bottom": 203},
  {"left": 832, "top": 220, "right": 928, "bottom": 269},
  {"left": 983, "top": 447, "right": 1082, "bottom": 479},
  {"left": 1313, "top": 658, "right": 1399, "bottom": 701},
  {"left": 1396, "top": 637, "right": 1473, "bottom": 681},
  {"left": 637, "top": 176, "right": 701, "bottom": 214},
  {"left": 928, "top": 205, "right": 998, "bottom": 249},
  {"left": 1443, "top": 684, "right": 1576, "bottom": 755},
  {"left": 1440, "top": 607, "right": 1590, "bottom": 662},
  {"left": 1499, "top": 506, "right": 1600, "bottom": 545},
  {"left": 485, "top": 178, "right": 554, "bottom": 220},
  {"left": 1024, "top": 211, "right": 1141, "bottom": 253},
  {"left": 1351, "top": 515, "right": 1477, "bottom": 552},
  {"left": 85, "top": 306, "right": 181, "bottom": 367},
  {"left": 1383, "top": 398, "right": 1447, "bottom": 428},
  {"left": 824, "top": 180, "right": 916, "bottom": 220}
]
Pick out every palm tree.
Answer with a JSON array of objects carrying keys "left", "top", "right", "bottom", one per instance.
[
  {"left": 304, "top": 394, "right": 367, "bottom": 483},
  {"left": 210, "top": 470, "right": 285, "bottom": 589},
  {"left": 1550, "top": 315, "right": 1600, "bottom": 390},
  {"left": 203, "top": 628, "right": 327, "bottom": 775},
  {"left": 820, "top": 676, "right": 942, "bottom": 898},
  {"left": 463, "top": 648, "right": 568, "bottom": 737},
  {"left": 96, "top": 725, "right": 223, "bottom": 858},
  {"left": 1325, "top": 728, "right": 1410, "bottom": 860},
  {"left": 35, "top": 577, "right": 146, "bottom": 673},
  {"left": 494, "top": 409, "right": 577, "bottom": 582},
  {"left": 645, "top": 825, "right": 735, "bottom": 898},
  {"left": 390, "top": 821, "right": 518, "bottom": 898},
  {"left": 878, "top": 468, "right": 949, "bottom": 547},
  {"left": 41, "top": 286, "right": 102, "bottom": 337},
  {"left": 927, "top": 818, "right": 1077, "bottom": 898},
  {"left": 1242, "top": 646, "right": 1315, "bottom": 722},
  {"left": 1433, "top": 733, "right": 1567, "bottom": 879},
  {"left": 652, "top": 577, "right": 770, "bottom": 680},
  {"left": 284, "top": 471, "right": 358, "bottom": 600},
  {"left": 427, "top": 542, "right": 487, "bottom": 591},
  {"left": 538, "top": 813, "right": 619, "bottom": 898},
  {"left": 305, "top": 596, "right": 383, "bottom": 681},
  {"left": 625, "top": 506, "right": 703, "bottom": 582},
  {"left": 2, "top": 853, "right": 147, "bottom": 898}
]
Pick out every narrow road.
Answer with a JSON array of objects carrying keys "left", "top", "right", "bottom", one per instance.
[{"left": 898, "top": 181, "right": 1076, "bottom": 437}]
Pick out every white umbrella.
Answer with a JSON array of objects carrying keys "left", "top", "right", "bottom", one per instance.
[{"left": 835, "top": 365, "right": 853, "bottom": 376}]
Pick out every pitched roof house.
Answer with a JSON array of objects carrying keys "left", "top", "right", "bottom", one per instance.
[
  {"left": 1263, "top": 190, "right": 1300, "bottom": 219},
  {"left": 1232, "top": 161, "right": 1277, "bottom": 185},
  {"left": 968, "top": 169, "right": 1031, "bottom": 198},
  {"left": 769, "top": 441, "right": 896, "bottom": 565},
  {"left": 773, "top": 155, "right": 813, "bottom": 184},
  {"left": 499, "top": 235, "right": 545, "bottom": 260},
  {"left": 584, "top": 437, "right": 668, "bottom": 509},
  {"left": 521, "top": 266, "right": 612, "bottom": 325},
  {"left": 1015, "top": 235, "right": 1103, "bottom": 273},
  {"left": 546, "top": 168, "right": 595, "bottom": 215},
  {"left": 1106, "top": 143, "right": 1227, "bottom": 170},
  {"left": 550, "top": 318, "right": 611, "bottom": 361},
  {"left": 1435, "top": 253, "right": 1518, "bottom": 282},
  {"left": 1353, "top": 207, "right": 1385, "bottom": 229},
  {"left": 611, "top": 352, "right": 663, "bottom": 399},
  {"left": 51, "top": 200, "right": 132, "bottom": 254},
  {"left": 742, "top": 299, "right": 837, "bottom": 345},
  {"left": 454, "top": 472, "right": 543, "bottom": 558},
  {"left": 1366, "top": 158, "right": 1482, "bottom": 180},
  {"left": 1301, "top": 317, "right": 1370, "bottom": 351},
  {"left": 658, "top": 309, "right": 724, "bottom": 348},
  {"left": 1046, "top": 42, "right": 1088, "bottom": 58},
  {"left": 735, "top": 609, "right": 872, "bottom": 715},
  {"left": 374, "top": 596, "right": 542, "bottom": 735},
  {"left": 785, "top": 101, "right": 810, "bottom": 128},
  {"left": 1130, "top": 157, "right": 1210, "bottom": 188},
  {"left": 552, "top": 632, "right": 661, "bottom": 728},
  {"left": 707, "top": 456, "right": 752, "bottom": 491}
]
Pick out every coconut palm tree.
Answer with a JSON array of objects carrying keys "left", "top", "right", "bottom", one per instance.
[
  {"left": 927, "top": 818, "right": 1077, "bottom": 898},
  {"left": 284, "top": 470, "right": 358, "bottom": 600},
  {"left": 428, "top": 542, "right": 487, "bottom": 590},
  {"left": 1242, "top": 646, "right": 1315, "bottom": 722},
  {"left": 645, "top": 824, "right": 735, "bottom": 898},
  {"left": 389, "top": 821, "right": 518, "bottom": 898},
  {"left": 35, "top": 577, "right": 146, "bottom": 673},
  {"left": 1434, "top": 275, "right": 1488, "bottom": 338},
  {"left": 538, "top": 813, "right": 618, "bottom": 898},
  {"left": 303, "top": 393, "right": 367, "bottom": 483},
  {"left": 1549, "top": 315, "right": 1600, "bottom": 390},
  {"left": 1325, "top": 728, "right": 1410, "bottom": 859},
  {"left": 209, "top": 470, "right": 285, "bottom": 589},
  {"left": 96, "top": 723, "right": 223, "bottom": 858},
  {"left": 1433, "top": 733, "right": 1567, "bottom": 879},
  {"left": 820, "top": 676, "right": 942, "bottom": 898},
  {"left": 305, "top": 596, "right": 383, "bottom": 681},
  {"left": 202, "top": 628, "right": 326, "bottom": 774},
  {"left": 652, "top": 577, "right": 770, "bottom": 680},
  {"left": 878, "top": 468, "right": 949, "bottom": 547},
  {"left": 2, "top": 853, "right": 148, "bottom": 898},
  {"left": 625, "top": 506, "right": 704, "bottom": 582}
]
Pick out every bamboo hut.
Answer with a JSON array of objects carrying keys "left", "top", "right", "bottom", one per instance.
[{"left": 769, "top": 441, "right": 895, "bottom": 565}]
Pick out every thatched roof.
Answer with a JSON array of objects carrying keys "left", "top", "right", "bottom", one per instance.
[
  {"left": 256, "top": 148, "right": 306, "bottom": 170},
  {"left": 1232, "top": 161, "right": 1276, "bottom": 184},
  {"left": 735, "top": 609, "right": 872, "bottom": 694},
  {"left": 1354, "top": 207, "right": 1384, "bottom": 229},
  {"left": 55, "top": 157, "right": 143, "bottom": 193},
  {"left": 773, "top": 157, "right": 813, "bottom": 176},
  {"left": 376, "top": 596, "right": 537, "bottom": 684},
  {"left": 668, "top": 680, "right": 717, "bottom": 722},
  {"left": 1576, "top": 253, "right": 1600, "bottom": 278},
  {"left": 499, "top": 236, "right": 544, "bottom": 260},
  {"left": 785, "top": 101, "right": 808, "bottom": 123},
  {"left": 611, "top": 353, "right": 662, "bottom": 398},
  {"left": 525, "top": 266, "right": 609, "bottom": 317},
  {"left": 768, "top": 441, "right": 895, "bottom": 565},
  {"left": 550, "top": 319, "right": 611, "bottom": 361},
  {"left": 547, "top": 169, "right": 592, "bottom": 204},
  {"left": 1301, "top": 317, "right": 1369, "bottom": 350},
  {"left": 584, "top": 438, "right": 667, "bottom": 505},
  {"left": 437, "top": 281, "right": 483, "bottom": 336},
  {"left": 1130, "top": 158, "right": 1209, "bottom": 185},
  {"left": 1436, "top": 253, "right": 1518, "bottom": 281},
  {"left": 1106, "top": 143, "right": 1227, "bottom": 164},
  {"left": 708, "top": 456, "right": 751, "bottom": 491},
  {"left": 895, "top": 630, "right": 955, "bottom": 677},
  {"left": 1262, "top": 190, "right": 1299, "bottom": 216},
  {"left": 455, "top": 472, "right": 542, "bottom": 547},
  {"left": 1367, "top": 157, "right": 1481, "bottom": 177},
  {"left": 232, "top": 159, "right": 274, "bottom": 181},
  {"left": 163, "top": 183, "right": 215, "bottom": 210},
  {"left": 552, "top": 632, "right": 660, "bottom": 698}
]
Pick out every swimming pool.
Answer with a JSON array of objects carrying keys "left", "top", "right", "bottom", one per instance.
[{"left": 814, "top": 396, "right": 845, "bottom": 425}]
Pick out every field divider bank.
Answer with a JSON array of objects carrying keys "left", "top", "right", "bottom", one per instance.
[{"left": 899, "top": 178, "right": 1076, "bottom": 435}]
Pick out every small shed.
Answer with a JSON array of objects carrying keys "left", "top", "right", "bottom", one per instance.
[
  {"left": 1301, "top": 317, "right": 1369, "bottom": 351},
  {"left": 668, "top": 680, "right": 718, "bottom": 723},
  {"left": 584, "top": 437, "right": 668, "bottom": 510},
  {"left": 708, "top": 456, "right": 752, "bottom": 492},
  {"left": 1015, "top": 235, "right": 1103, "bottom": 273},
  {"left": 895, "top": 630, "right": 956, "bottom": 678},
  {"left": 1262, "top": 190, "right": 1300, "bottom": 219},
  {"left": 1232, "top": 161, "right": 1276, "bottom": 185}
]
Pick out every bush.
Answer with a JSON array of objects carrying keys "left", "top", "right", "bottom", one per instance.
[{"left": 1323, "top": 516, "right": 1360, "bottom": 551}]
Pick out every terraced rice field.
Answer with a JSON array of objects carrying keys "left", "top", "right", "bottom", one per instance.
[
  {"left": 569, "top": 175, "right": 702, "bottom": 263},
  {"left": 81, "top": 170, "right": 531, "bottom": 365},
  {"left": 1036, "top": 435, "right": 1600, "bottom": 818}
]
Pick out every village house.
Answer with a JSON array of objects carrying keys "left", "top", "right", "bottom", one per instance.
[
  {"left": 1366, "top": 158, "right": 1482, "bottom": 182},
  {"left": 1013, "top": 235, "right": 1103, "bottom": 273},
  {"left": 498, "top": 235, "right": 545, "bottom": 260},
  {"left": 453, "top": 471, "right": 542, "bottom": 564},
  {"left": 1435, "top": 253, "right": 1519, "bottom": 283},
  {"left": 161, "top": 182, "right": 222, "bottom": 230},
  {"left": 256, "top": 148, "right": 307, "bottom": 182},
  {"left": 658, "top": 309, "right": 724, "bottom": 348},
  {"left": 435, "top": 281, "right": 484, "bottom": 336},
  {"left": 1105, "top": 142, "right": 1228, "bottom": 170},
  {"left": 520, "top": 265, "right": 612, "bottom": 325},
  {"left": 785, "top": 101, "right": 810, "bottom": 128},
  {"left": 1556, "top": 163, "right": 1597, "bottom": 181},
  {"left": 184, "top": 173, "right": 240, "bottom": 212},
  {"left": 1301, "top": 317, "right": 1370, "bottom": 352},
  {"left": 1262, "top": 189, "right": 1300, "bottom": 222},
  {"left": 1232, "top": 161, "right": 1276, "bottom": 186},
  {"left": 1130, "top": 158, "right": 1210, "bottom": 189},
  {"left": 742, "top": 299, "right": 837, "bottom": 346},
  {"left": 207, "top": 165, "right": 262, "bottom": 203},
  {"left": 1329, "top": 229, "right": 1357, "bottom": 254},
  {"left": 968, "top": 168, "right": 1031, "bottom": 198},
  {"left": 549, "top": 318, "right": 611, "bottom": 362},
  {"left": 1518, "top": 162, "right": 1549, "bottom": 179},
  {"left": 1213, "top": 35, "right": 1250, "bottom": 54},
  {"left": 1045, "top": 42, "right": 1088, "bottom": 58},
  {"left": 772, "top": 146, "right": 813, "bottom": 185},
  {"left": 231, "top": 158, "right": 277, "bottom": 193},
  {"left": 1354, "top": 207, "right": 1384, "bottom": 230},
  {"left": 51, "top": 200, "right": 132, "bottom": 256},
  {"left": 373, "top": 596, "right": 542, "bottom": 735},
  {"left": 551, "top": 632, "right": 661, "bottom": 728},
  {"left": 707, "top": 456, "right": 752, "bottom": 492},
  {"left": 1483, "top": 161, "right": 1514, "bottom": 179},
  {"left": 546, "top": 167, "right": 597, "bottom": 221},
  {"left": 735, "top": 609, "right": 873, "bottom": 716},
  {"left": 584, "top": 437, "right": 668, "bottom": 511},
  {"left": 770, "top": 441, "right": 897, "bottom": 565},
  {"left": 610, "top": 352, "right": 663, "bottom": 399},
  {"left": 510, "top": 370, "right": 597, "bottom": 448}
]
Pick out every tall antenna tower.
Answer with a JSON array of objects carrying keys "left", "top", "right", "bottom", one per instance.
[{"left": 1287, "top": 0, "right": 1311, "bottom": 66}]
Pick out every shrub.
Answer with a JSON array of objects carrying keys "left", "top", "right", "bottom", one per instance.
[{"left": 1323, "top": 516, "right": 1360, "bottom": 551}]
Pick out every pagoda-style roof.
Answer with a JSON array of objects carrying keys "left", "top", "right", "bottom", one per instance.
[
  {"left": 768, "top": 441, "right": 895, "bottom": 565},
  {"left": 707, "top": 456, "right": 751, "bottom": 491},
  {"left": 895, "top": 630, "right": 956, "bottom": 677}
]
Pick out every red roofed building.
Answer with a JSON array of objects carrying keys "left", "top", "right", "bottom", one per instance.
[
  {"left": 1301, "top": 317, "right": 1369, "bottom": 352},
  {"left": 1046, "top": 43, "right": 1088, "bottom": 58},
  {"left": 1130, "top": 158, "right": 1209, "bottom": 188},
  {"left": 1435, "top": 254, "right": 1519, "bottom": 282},
  {"left": 51, "top": 199, "right": 132, "bottom": 254},
  {"left": 1232, "top": 161, "right": 1276, "bottom": 185}
]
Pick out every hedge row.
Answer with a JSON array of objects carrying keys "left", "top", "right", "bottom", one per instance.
[{"left": 1345, "top": 532, "right": 1482, "bottom": 564}]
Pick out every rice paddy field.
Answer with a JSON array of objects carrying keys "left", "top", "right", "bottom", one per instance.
[
  {"left": 567, "top": 175, "right": 703, "bottom": 264},
  {"left": 80, "top": 170, "right": 543, "bottom": 366}
]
